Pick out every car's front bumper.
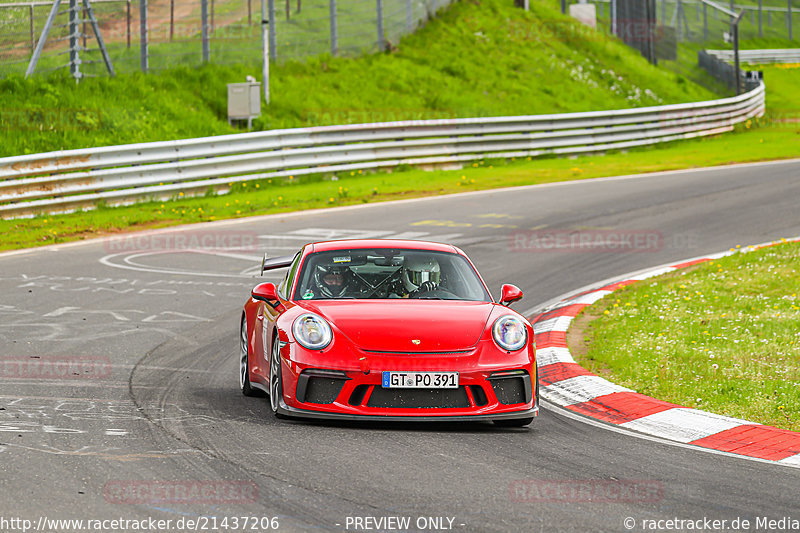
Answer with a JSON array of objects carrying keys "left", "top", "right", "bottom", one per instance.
[{"left": 277, "top": 401, "right": 538, "bottom": 422}]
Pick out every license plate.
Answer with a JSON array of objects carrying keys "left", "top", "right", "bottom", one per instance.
[{"left": 381, "top": 371, "right": 458, "bottom": 389}]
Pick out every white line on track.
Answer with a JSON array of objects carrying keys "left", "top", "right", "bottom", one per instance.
[{"left": 543, "top": 399, "right": 800, "bottom": 470}]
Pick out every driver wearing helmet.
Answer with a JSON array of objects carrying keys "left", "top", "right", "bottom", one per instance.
[
  {"left": 398, "top": 255, "right": 441, "bottom": 297},
  {"left": 312, "top": 264, "right": 356, "bottom": 299}
]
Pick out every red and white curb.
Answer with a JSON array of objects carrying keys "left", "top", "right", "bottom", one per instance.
[{"left": 531, "top": 238, "right": 800, "bottom": 467}]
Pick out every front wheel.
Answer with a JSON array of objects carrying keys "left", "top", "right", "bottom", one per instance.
[
  {"left": 493, "top": 417, "right": 534, "bottom": 428},
  {"left": 269, "top": 335, "right": 287, "bottom": 419}
]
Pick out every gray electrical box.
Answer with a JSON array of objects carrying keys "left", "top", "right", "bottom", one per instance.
[{"left": 227, "top": 81, "right": 261, "bottom": 128}]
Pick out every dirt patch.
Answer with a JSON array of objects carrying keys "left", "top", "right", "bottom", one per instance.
[
  {"left": 566, "top": 302, "right": 616, "bottom": 379},
  {"left": 566, "top": 263, "right": 707, "bottom": 376}
]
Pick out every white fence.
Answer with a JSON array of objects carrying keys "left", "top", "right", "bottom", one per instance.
[
  {"left": 706, "top": 48, "right": 800, "bottom": 64},
  {"left": 0, "top": 82, "right": 765, "bottom": 218}
]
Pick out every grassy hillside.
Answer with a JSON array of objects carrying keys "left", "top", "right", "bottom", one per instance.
[
  {"left": 1, "top": 62, "right": 796, "bottom": 251},
  {"left": 0, "top": 0, "right": 717, "bottom": 156}
]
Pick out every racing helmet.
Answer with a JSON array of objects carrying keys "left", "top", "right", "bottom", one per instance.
[
  {"left": 314, "top": 264, "right": 349, "bottom": 298},
  {"left": 402, "top": 255, "right": 441, "bottom": 293}
]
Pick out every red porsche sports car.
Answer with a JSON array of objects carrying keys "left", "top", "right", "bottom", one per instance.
[{"left": 239, "top": 239, "right": 538, "bottom": 426}]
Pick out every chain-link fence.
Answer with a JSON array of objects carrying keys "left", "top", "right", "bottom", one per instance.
[
  {"left": 562, "top": 0, "right": 798, "bottom": 92},
  {"left": 565, "top": 0, "right": 798, "bottom": 43},
  {"left": 0, "top": 0, "right": 451, "bottom": 78}
]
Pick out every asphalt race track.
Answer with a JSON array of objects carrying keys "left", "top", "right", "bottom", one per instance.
[{"left": 1, "top": 160, "right": 799, "bottom": 532}]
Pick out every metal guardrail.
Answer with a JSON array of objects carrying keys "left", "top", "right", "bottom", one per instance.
[
  {"left": 0, "top": 82, "right": 765, "bottom": 218},
  {"left": 698, "top": 49, "right": 751, "bottom": 92},
  {"left": 706, "top": 48, "right": 800, "bottom": 64}
]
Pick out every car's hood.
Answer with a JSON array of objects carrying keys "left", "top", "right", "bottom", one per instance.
[{"left": 301, "top": 300, "right": 494, "bottom": 352}]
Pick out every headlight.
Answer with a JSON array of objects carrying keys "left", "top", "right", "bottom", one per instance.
[
  {"left": 292, "top": 313, "right": 333, "bottom": 350},
  {"left": 492, "top": 315, "right": 527, "bottom": 352}
]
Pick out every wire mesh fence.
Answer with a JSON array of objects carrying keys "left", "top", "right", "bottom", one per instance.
[
  {"left": 564, "top": 0, "right": 799, "bottom": 43},
  {"left": 562, "top": 0, "right": 797, "bottom": 93},
  {"left": 0, "top": 0, "right": 452, "bottom": 78}
]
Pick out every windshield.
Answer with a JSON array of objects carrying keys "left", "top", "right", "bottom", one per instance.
[{"left": 293, "top": 248, "right": 491, "bottom": 301}]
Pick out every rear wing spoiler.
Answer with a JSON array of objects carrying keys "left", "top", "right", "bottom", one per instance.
[{"left": 261, "top": 253, "right": 294, "bottom": 276}]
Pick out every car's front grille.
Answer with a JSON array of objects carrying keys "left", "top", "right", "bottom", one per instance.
[
  {"left": 469, "top": 385, "right": 489, "bottom": 407},
  {"left": 488, "top": 370, "right": 532, "bottom": 405},
  {"left": 296, "top": 369, "right": 349, "bottom": 405},
  {"left": 366, "top": 386, "right": 470, "bottom": 408},
  {"left": 304, "top": 378, "right": 345, "bottom": 404}
]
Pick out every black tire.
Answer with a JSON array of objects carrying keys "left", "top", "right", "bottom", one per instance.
[
  {"left": 239, "top": 318, "right": 260, "bottom": 397},
  {"left": 269, "top": 335, "right": 287, "bottom": 419},
  {"left": 493, "top": 417, "right": 534, "bottom": 428}
]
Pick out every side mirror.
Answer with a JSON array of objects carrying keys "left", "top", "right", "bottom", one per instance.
[
  {"left": 252, "top": 282, "right": 279, "bottom": 304},
  {"left": 500, "top": 284, "right": 523, "bottom": 306}
]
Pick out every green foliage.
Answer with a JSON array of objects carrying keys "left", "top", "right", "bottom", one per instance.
[
  {"left": 578, "top": 241, "right": 800, "bottom": 431},
  {"left": 0, "top": 0, "right": 719, "bottom": 156}
]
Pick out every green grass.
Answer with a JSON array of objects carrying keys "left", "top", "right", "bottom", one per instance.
[
  {"left": 0, "top": 62, "right": 797, "bottom": 250},
  {"left": 574, "top": 240, "right": 800, "bottom": 431},
  {"left": 2, "top": 100, "right": 798, "bottom": 252},
  {"left": 0, "top": 0, "right": 719, "bottom": 156},
  {"left": 0, "top": 5, "right": 798, "bottom": 252}
]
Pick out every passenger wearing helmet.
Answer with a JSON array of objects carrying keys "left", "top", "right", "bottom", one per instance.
[
  {"left": 400, "top": 255, "right": 441, "bottom": 297},
  {"left": 312, "top": 264, "right": 357, "bottom": 299}
]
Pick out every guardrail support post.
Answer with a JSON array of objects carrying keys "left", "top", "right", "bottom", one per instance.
[
  {"left": 140, "top": 0, "right": 148, "bottom": 72},
  {"left": 330, "top": 0, "right": 338, "bottom": 56}
]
